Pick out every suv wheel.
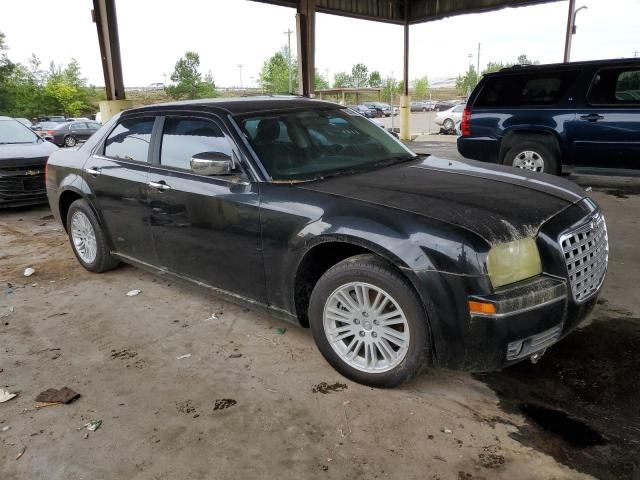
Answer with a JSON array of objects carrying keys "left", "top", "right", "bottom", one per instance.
[
  {"left": 504, "top": 140, "right": 557, "bottom": 174},
  {"left": 66, "top": 199, "right": 120, "bottom": 273},
  {"left": 309, "top": 254, "right": 430, "bottom": 388}
]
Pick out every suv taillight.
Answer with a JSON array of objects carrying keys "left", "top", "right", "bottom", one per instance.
[{"left": 461, "top": 107, "right": 471, "bottom": 137}]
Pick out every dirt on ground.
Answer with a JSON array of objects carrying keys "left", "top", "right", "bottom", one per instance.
[{"left": 1, "top": 173, "right": 639, "bottom": 480}]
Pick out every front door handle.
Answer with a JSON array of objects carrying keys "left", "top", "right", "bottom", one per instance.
[
  {"left": 85, "top": 167, "right": 101, "bottom": 177},
  {"left": 148, "top": 180, "right": 171, "bottom": 192},
  {"left": 580, "top": 113, "right": 604, "bottom": 122}
]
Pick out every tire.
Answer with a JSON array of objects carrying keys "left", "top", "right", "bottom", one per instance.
[
  {"left": 422, "top": 107, "right": 427, "bottom": 112},
  {"left": 308, "top": 254, "right": 430, "bottom": 388},
  {"left": 66, "top": 198, "right": 119, "bottom": 273},
  {"left": 504, "top": 140, "right": 558, "bottom": 174},
  {"left": 64, "top": 135, "right": 77, "bottom": 147},
  {"left": 443, "top": 118, "right": 454, "bottom": 130}
]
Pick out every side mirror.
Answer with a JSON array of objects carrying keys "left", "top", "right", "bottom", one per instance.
[{"left": 190, "top": 151, "right": 233, "bottom": 176}]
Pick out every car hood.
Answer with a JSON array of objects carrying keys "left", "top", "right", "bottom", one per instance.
[
  {"left": 0, "top": 141, "right": 58, "bottom": 167},
  {"left": 300, "top": 156, "right": 586, "bottom": 245}
]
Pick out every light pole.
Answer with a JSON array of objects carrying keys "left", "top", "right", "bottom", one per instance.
[
  {"left": 284, "top": 28, "right": 293, "bottom": 94},
  {"left": 237, "top": 64, "right": 243, "bottom": 89},
  {"left": 564, "top": 1, "right": 588, "bottom": 62},
  {"left": 390, "top": 72, "right": 395, "bottom": 133}
]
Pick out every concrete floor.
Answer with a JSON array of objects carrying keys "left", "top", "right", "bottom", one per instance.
[{"left": 1, "top": 146, "right": 639, "bottom": 479}]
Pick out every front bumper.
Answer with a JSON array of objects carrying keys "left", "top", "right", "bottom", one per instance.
[{"left": 0, "top": 168, "right": 47, "bottom": 208}]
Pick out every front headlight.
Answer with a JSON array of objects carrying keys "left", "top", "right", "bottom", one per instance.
[{"left": 487, "top": 237, "right": 542, "bottom": 288}]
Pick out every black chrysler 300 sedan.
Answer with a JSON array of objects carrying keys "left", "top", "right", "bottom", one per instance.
[{"left": 45, "top": 98, "right": 608, "bottom": 387}]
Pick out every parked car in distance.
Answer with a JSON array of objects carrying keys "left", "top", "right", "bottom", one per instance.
[
  {"left": 38, "top": 115, "right": 66, "bottom": 123},
  {"left": 0, "top": 116, "right": 58, "bottom": 207},
  {"left": 46, "top": 97, "right": 607, "bottom": 388},
  {"left": 434, "top": 104, "right": 466, "bottom": 130},
  {"left": 15, "top": 118, "right": 33, "bottom": 129},
  {"left": 363, "top": 102, "right": 393, "bottom": 117},
  {"left": 411, "top": 101, "right": 434, "bottom": 112},
  {"left": 458, "top": 58, "right": 640, "bottom": 175},
  {"left": 349, "top": 104, "right": 377, "bottom": 118},
  {"left": 433, "top": 101, "right": 456, "bottom": 111},
  {"left": 46, "top": 121, "right": 102, "bottom": 147},
  {"left": 33, "top": 121, "right": 65, "bottom": 138}
]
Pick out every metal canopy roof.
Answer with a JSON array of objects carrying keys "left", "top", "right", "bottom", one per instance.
[{"left": 253, "top": 0, "right": 561, "bottom": 24}]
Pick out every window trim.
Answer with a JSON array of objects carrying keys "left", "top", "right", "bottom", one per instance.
[
  {"left": 100, "top": 114, "right": 159, "bottom": 164},
  {"left": 587, "top": 66, "right": 640, "bottom": 107},
  {"left": 155, "top": 113, "right": 247, "bottom": 179}
]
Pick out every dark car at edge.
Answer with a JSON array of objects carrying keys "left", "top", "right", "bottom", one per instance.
[
  {"left": 458, "top": 58, "right": 640, "bottom": 175},
  {"left": 1, "top": 116, "right": 58, "bottom": 208},
  {"left": 46, "top": 97, "right": 608, "bottom": 387}
]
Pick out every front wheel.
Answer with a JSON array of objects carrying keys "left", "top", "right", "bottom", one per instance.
[
  {"left": 443, "top": 118, "right": 454, "bottom": 130},
  {"left": 504, "top": 140, "right": 557, "bottom": 174},
  {"left": 64, "top": 135, "right": 77, "bottom": 147},
  {"left": 309, "top": 254, "right": 430, "bottom": 388},
  {"left": 66, "top": 199, "right": 120, "bottom": 273}
]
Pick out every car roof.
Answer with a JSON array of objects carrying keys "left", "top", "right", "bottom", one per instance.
[
  {"left": 0, "top": 116, "right": 16, "bottom": 121},
  {"left": 488, "top": 57, "right": 640, "bottom": 77},
  {"left": 126, "top": 96, "right": 343, "bottom": 116}
]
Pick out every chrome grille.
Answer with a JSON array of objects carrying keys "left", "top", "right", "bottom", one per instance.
[{"left": 560, "top": 212, "right": 608, "bottom": 303}]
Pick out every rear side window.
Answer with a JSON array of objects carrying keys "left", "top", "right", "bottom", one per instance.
[
  {"left": 160, "top": 117, "right": 234, "bottom": 171},
  {"left": 104, "top": 117, "right": 155, "bottom": 162},
  {"left": 475, "top": 70, "right": 580, "bottom": 107},
  {"left": 589, "top": 68, "right": 640, "bottom": 105}
]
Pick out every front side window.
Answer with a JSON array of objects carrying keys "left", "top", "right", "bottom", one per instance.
[
  {"left": 104, "top": 117, "right": 155, "bottom": 162},
  {"left": 160, "top": 117, "right": 235, "bottom": 171},
  {"left": 238, "top": 108, "right": 415, "bottom": 181},
  {"left": 475, "top": 70, "right": 580, "bottom": 107},
  {"left": 589, "top": 68, "right": 640, "bottom": 105}
]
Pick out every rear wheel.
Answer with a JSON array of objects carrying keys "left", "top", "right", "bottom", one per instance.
[
  {"left": 309, "top": 254, "right": 430, "bottom": 388},
  {"left": 504, "top": 140, "right": 557, "bottom": 174},
  {"left": 64, "top": 135, "right": 77, "bottom": 147},
  {"left": 443, "top": 118, "right": 454, "bottom": 130},
  {"left": 66, "top": 199, "right": 119, "bottom": 273}
]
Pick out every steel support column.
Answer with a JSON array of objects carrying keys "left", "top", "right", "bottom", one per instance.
[
  {"left": 92, "top": 0, "right": 126, "bottom": 100},
  {"left": 399, "top": 1, "right": 411, "bottom": 141},
  {"left": 296, "top": 0, "right": 315, "bottom": 97}
]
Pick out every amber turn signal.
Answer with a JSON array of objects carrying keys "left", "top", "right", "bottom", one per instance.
[{"left": 468, "top": 300, "right": 497, "bottom": 315}]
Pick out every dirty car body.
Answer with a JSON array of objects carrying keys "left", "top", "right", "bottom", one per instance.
[{"left": 45, "top": 98, "right": 608, "bottom": 386}]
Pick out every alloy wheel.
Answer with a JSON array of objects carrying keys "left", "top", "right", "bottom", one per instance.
[
  {"left": 513, "top": 150, "right": 545, "bottom": 172},
  {"left": 70, "top": 211, "right": 97, "bottom": 264},
  {"left": 323, "top": 282, "right": 410, "bottom": 373}
]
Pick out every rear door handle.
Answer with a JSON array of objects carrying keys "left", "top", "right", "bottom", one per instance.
[
  {"left": 148, "top": 180, "right": 171, "bottom": 192},
  {"left": 580, "top": 114, "right": 604, "bottom": 122},
  {"left": 85, "top": 167, "right": 101, "bottom": 177}
]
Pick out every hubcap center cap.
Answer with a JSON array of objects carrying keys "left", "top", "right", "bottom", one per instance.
[{"left": 363, "top": 320, "right": 372, "bottom": 331}]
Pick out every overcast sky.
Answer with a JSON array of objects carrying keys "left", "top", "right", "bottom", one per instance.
[{"left": 1, "top": 0, "right": 639, "bottom": 88}]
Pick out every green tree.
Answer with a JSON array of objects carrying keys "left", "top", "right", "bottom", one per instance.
[
  {"left": 482, "top": 61, "right": 508, "bottom": 75},
  {"left": 333, "top": 71, "right": 351, "bottom": 88},
  {"left": 165, "top": 51, "right": 218, "bottom": 100},
  {"left": 351, "top": 63, "right": 369, "bottom": 88},
  {"left": 455, "top": 65, "right": 478, "bottom": 96},
  {"left": 259, "top": 47, "right": 297, "bottom": 94},
  {"left": 516, "top": 54, "right": 539, "bottom": 66},
  {"left": 368, "top": 70, "right": 382, "bottom": 88},
  {"left": 315, "top": 71, "right": 329, "bottom": 90},
  {"left": 0, "top": 31, "right": 16, "bottom": 114},
  {"left": 412, "top": 76, "right": 429, "bottom": 99}
]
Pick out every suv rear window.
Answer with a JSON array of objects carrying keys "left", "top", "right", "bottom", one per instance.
[
  {"left": 475, "top": 70, "right": 580, "bottom": 107},
  {"left": 589, "top": 67, "right": 640, "bottom": 105}
]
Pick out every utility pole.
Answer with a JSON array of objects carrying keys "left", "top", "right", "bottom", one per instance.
[
  {"left": 390, "top": 72, "right": 395, "bottom": 133},
  {"left": 634, "top": 50, "right": 639, "bottom": 58},
  {"left": 477, "top": 43, "right": 481, "bottom": 85},
  {"left": 564, "top": 1, "right": 588, "bottom": 62},
  {"left": 237, "top": 64, "right": 243, "bottom": 89},
  {"left": 284, "top": 28, "right": 293, "bottom": 93},
  {"left": 467, "top": 53, "right": 472, "bottom": 71},
  {"left": 162, "top": 73, "right": 167, "bottom": 85}
]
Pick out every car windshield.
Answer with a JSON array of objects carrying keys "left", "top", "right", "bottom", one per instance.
[
  {"left": 238, "top": 108, "right": 416, "bottom": 181},
  {"left": 0, "top": 119, "right": 40, "bottom": 144}
]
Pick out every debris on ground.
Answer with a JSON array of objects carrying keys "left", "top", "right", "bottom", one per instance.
[
  {"left": 0, "top": 389, "right": 17, "bottom": 403},
  {"left": 205, "top": 313, "right": 218, "bottom": 321},
  {"left": 85, "top": 420, "right": 102, "bottom": 432},
  {"left": 176, "top": 353, "right": 192, "bottom": 360},
  {"left": 312, "top": 382, "right": 348, "bottom": 394},
  {"left": 15, "top": 447, "right": 26, "bottom": 460},
  {"left": 272, "top": 327, "right": 286, "bottom": 335},
  {"left": 24, "top": 267, "right": 35, "bottom": 277},
  {"left": 441, "top": 427, "right": 452, "bottom": 434},
  {"left": 34, "top": 387, "right": 80, "bottom": 404},
  {"left": 126, "top": 289, "right": 141, "bottom": 297},
  {"left": 213, "top": 398, "right": 237, "bottom": 410},
  {"left": 228, "top": 353, "right": 242, "bottom": 358},
  {"left": 1, "top": 426, "right": 11, "bottom": 432}
]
